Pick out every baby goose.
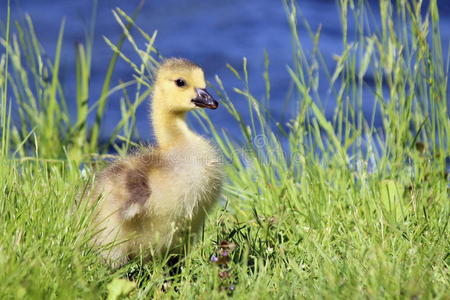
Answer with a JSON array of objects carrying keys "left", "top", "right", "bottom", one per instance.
[{"left": 87, "top": 58, "right": 223, "bottom": 267}]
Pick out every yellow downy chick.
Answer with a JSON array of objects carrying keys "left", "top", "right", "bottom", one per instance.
[{"left": 87, "top": 58, "right": 223, "bottom": 267}]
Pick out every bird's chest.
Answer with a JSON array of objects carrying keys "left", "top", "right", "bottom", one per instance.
[{"left": 150, "top": 143, "right": 222, "bottom": 219}]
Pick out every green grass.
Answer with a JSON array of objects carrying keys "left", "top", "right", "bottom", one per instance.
[{"left": 1, "top": 0, "right": 449, "bottom": 298}]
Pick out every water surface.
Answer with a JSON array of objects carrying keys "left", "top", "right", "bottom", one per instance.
[{"left": 2, "top": 0, "right": 449, "bottom": 142}]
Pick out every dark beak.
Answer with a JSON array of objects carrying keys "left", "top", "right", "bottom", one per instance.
[{"left": 192, "top": 88, "right": 218, "bottom": 110}]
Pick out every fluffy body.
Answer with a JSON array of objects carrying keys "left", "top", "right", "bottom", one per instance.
[{"left": 86, "top": 58, "right": 223, "bottom": 267}]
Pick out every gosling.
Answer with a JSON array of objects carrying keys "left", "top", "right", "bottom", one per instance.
[{"left": 87, "top": 58, "right": 223, "bottom": 267}]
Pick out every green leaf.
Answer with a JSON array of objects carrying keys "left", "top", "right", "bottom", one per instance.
[
  {"left": 107, "top": 278, "right": 136, "bottom": 300},
  {"left": 380, "top": 180, "right": 405, "bottom": 223}
]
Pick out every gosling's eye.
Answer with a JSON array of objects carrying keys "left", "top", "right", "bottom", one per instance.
[{"left": 175, "top": 78, "right": 186, "bottom": 87}]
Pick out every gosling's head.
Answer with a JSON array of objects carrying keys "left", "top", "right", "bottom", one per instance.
[{"left": 153, "top": 58, "right": 218, "bottom": 113}]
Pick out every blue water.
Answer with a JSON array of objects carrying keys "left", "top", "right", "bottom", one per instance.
[{"left": 2, "top": 0, "right": 450, "bottom": 142}]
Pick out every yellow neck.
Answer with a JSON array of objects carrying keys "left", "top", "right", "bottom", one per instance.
[{"left": 152, "top": 105, "right": 196, "bottom": 150}]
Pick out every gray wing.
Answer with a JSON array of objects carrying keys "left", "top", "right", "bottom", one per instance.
[{"left": 97, "top": 149, "right": 162, "bottom": 220}]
